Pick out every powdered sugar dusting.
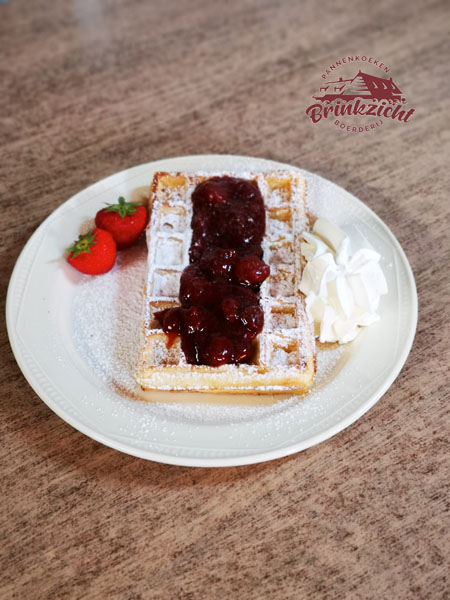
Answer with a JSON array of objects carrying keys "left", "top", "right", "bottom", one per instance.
[
  {"left": 72, "top": 241, "right": 147, "bottom": 399},
  {"left": 71, "top": 242, "right": 346, "bottom": 427},
  {"left": 137, "top": 170, "right": 315, "bottom": 392}
]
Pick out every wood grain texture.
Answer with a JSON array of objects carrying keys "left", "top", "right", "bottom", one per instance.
[{"left": 1, "top": 0, "right": 449, "bottom": 598}]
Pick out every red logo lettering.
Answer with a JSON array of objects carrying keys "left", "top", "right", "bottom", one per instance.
[{"left": 305, "top": 62, "right": 415, "bottom": 134}]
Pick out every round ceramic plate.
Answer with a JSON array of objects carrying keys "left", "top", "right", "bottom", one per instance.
[{"left": 6, "top": 155, "right": 417, "bottom": 467}]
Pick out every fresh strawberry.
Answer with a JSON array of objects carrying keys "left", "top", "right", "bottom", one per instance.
[
  {"left": 95, "top": 196, "right": 148, "bottom": 249},
  {"left": 67, "top": 228, "right": 116, "bottom": 275}
]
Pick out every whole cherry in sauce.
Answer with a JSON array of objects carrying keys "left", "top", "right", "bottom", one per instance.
[
  {"left": 156, "top": 176, "right": 270, "bottom": 366},
  {"left": 234, "top": 255, "right": 270, "bottom": 286},
  {"left": 199, "top": 247, "right": 237, "bottom": 278}
]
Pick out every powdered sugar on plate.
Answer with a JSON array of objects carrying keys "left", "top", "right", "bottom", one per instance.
[
  {"left": 71, "top": 241, "right": 347, "bottom": 426},
  {"left": 72, "top": 240, "right": 147, "bottom": 400}
]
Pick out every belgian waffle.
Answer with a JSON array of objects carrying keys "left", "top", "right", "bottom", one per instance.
[{"left": 136, "top": 170, "right": 316, "bottom": 394}]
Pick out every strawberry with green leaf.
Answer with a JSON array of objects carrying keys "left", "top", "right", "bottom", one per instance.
[
  {"left": 95, "top": 196, "right": 148, "bottom": 249},
  {"left": 67, "top": 228, "right": 116, "bottom": 275}
]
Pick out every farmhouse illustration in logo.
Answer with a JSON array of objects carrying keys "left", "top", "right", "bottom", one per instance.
[
  {"left": 314, "top": 70, "right": 405, "bottom": 104},
  {"left": 305, "top": 68, "right": 414, "bottom": 129}
]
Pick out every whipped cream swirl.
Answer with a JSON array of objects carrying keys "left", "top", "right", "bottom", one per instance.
[{"left": 300, "top": 218, "right": 388, "bottom": 344}]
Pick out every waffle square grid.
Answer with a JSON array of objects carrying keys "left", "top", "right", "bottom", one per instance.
[{"left": 136, "top": 170, "right": 316, "bottom": 394}]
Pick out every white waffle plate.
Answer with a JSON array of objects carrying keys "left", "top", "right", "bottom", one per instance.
[{"left": 6, "top": 155, "right": 417, "bottom": 467}]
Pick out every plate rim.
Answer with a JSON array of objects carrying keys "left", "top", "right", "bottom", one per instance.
[{"left": 6, "top": 154, "right": 418, "bottom": 467}]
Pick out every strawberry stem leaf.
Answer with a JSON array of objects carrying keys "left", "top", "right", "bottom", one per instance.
[
  {"left": 104, "top": 196, "right": 138, "bottom": 218},
  {"left": 67, "top": 231, "right": 97, "bottom": 258}
]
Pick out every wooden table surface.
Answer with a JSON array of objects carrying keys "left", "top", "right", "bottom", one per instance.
[{"left": 1, "top": 1, "right": 449, "bottom": 598}]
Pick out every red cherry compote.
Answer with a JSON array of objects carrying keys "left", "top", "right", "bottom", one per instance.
[{"left": 155, "top": 176, "right": 270, "bottom": 367}]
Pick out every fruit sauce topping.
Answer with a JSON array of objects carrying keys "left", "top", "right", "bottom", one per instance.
[{"left": 155, "top": 176, "right": 270, "bottom": 367}]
